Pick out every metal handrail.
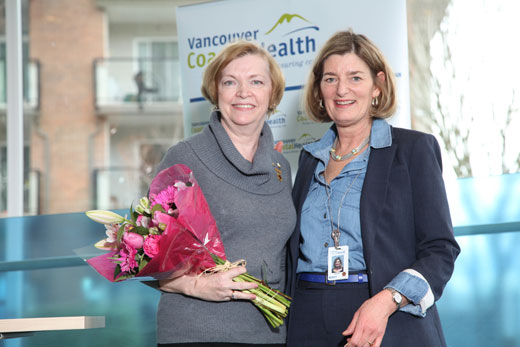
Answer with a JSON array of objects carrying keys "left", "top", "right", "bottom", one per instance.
[
  {"left": 0, "top": 256, "right": 87, "bottom": 272},
  {"left": 2, "top": 222, "right": 520, "bottom": 273}
]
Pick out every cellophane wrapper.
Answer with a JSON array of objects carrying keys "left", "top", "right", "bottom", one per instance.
[{"left": 85, "top": 164, "right": 227, "bottom": 282}]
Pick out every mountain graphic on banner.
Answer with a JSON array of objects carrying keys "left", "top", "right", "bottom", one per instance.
[{"left": 265, "top": 13, "right": 319, "bottom": 36}]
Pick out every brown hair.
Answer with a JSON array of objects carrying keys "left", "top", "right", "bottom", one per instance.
[
  {"left": 201, "top": 40, "right": 285, "bottom": 115},
  {"left": 304, "top": 29, "right": 397, "bottom": 122}
]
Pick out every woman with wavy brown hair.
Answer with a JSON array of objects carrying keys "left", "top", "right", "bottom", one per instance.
[{"left": 287, "top": 30, "right": 459, "bottom": 347}]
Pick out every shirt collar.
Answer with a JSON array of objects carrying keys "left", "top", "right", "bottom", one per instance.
[
  {"left": 304, "top": 118, "right": 392, "bottom": 161},
  {"left": 303, "top": 125, "right": 336, "bottom": 163},
  {"left": 370, "top": 118, "right": 392, "bottom": 149}
]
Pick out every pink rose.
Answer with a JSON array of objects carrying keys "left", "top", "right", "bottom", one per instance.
[
  {"left": 154, "top": 211, "right": 172, "bottom": 225},
  {"left": 123, "top": 231, "right": 144, "bottom": 249},
  {"left": 143, "top": 235, "right": 161, "bottom": 258},
  {"left": 153, "top": 212, "right": 175, "bottom": 234}
]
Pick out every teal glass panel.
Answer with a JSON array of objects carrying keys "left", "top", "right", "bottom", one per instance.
[
  {"left": 2, "top": 173, "right": 520, "bottom": 346},
  {"left": 2, "top": 268, "right": 159, "bottom": 346},
  {"left": 447, "top": 173, "right": 520, "bottom": 235},
  {"left": 438, "top": 172, "right": 520, "bottom": 346},
  {"left": 438, "top": 231, "right": 520, "bottom": 346},
  {"left": 0, "top": 212, "right": 160, "bottom": 346}
]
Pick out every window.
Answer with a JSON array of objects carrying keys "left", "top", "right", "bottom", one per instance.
[
  {"left": 135, "top": 39, "right": 181, "bottom": 102},
  {"left": 408, "top": 0, "right": 520, "bottom": 178}
]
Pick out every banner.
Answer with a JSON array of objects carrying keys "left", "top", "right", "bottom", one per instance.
[{"left": 176, "top": 0, "right": 409, "bottom": 172}]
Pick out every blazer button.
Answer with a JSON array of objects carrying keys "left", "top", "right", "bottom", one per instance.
[{"left": 324, "top": 242, "right": 328, "bottom": 247}]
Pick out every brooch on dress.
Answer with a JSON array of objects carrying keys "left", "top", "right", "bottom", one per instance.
[{"left": 272, "top": 163, "right": 283, "bottom": 182}]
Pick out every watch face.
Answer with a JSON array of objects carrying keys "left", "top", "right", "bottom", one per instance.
[{"left": 393, "top": 291, "right": 402, "bottom": 304}]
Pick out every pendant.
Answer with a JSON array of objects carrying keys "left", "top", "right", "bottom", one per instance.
[{"left": 331, "top": 229, "right": 340, "bottom": 249}]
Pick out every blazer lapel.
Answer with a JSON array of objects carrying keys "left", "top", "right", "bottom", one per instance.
[
  {"left": 292, "top": 151, "right": 318, "bottom": 211},
  {"left": 360, "top": 142, "right": 397, "bottom": 272},
  {"left": 287, "top": 151, "right": 318, "bottom": 295}
]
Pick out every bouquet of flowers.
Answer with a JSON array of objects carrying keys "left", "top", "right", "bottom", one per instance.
[{"left": 84, "top": 164, "right": 291, "bottom": 328}]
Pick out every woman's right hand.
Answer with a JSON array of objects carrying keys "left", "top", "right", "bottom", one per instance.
[{"left": 158, "top": 266, "right": 258, "bottom": 302}]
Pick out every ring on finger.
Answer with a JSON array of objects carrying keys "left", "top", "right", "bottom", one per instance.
[
  {"left": 230, "top": 291, "right": 236, "bottom": 300},
  {"left": 367, "top": 341, "right": 374, "bottom": 346}
]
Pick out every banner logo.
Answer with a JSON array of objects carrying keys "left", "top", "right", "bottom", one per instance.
[
  {"left": 261, "top": 13, "right": 319, "bottom": 62},
  {"left": 265, "top": 14, "right": 319, "bottom": 36}
]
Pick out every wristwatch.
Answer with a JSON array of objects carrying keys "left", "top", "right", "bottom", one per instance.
[{"left": 387, "top": 288, "right": 402, "bottom": 310}]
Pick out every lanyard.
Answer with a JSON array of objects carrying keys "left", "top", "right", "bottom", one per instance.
[{"left": 325, "top": 170, "right": 362, "bottom": 249}]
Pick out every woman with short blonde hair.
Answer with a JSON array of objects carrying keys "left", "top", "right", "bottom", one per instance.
[{"left": 155, "top": 40, "right": 295, "bottom": 346}]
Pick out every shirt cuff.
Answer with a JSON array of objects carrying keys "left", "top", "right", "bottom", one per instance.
[{"left": 384, "top": 269, "right": 434, "bottom": 317}]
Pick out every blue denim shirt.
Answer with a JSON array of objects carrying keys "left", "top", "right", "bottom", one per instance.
[{"left": 296, "top": 118, "right": 432, "bottom": 317}]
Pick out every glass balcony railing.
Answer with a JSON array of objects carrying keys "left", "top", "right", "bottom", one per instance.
[
  {"left": 0, "top": 59, "right": 40, "bottom": 112},
  {"left": 94, "top": 57, "right": 181, "bottom": 112},
  {"left": 3, "top": 173, "right": 520, "bottom": 346}
]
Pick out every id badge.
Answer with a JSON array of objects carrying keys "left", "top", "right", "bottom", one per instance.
[{"left": 327, "top": 246, "right": 349, "bottom": 281}]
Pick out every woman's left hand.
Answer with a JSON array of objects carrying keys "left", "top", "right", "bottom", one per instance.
[{"left": 342, "top": 290, "right": 399, "bottom": 347}]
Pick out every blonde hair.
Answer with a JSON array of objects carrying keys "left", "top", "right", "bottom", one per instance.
[
  {"left": 304, "top": 29, "right": 397, "bottom": 122},
  {"left": 201, "top": 40, "right": 285, "bottom": 115}
]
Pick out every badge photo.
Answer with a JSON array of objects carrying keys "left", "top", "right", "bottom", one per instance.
[{"left": 327, "top": 246, "right": 349, "bottom": 281}]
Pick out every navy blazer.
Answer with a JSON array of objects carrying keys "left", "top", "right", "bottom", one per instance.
[{"left": 287, "top": 126, "right": 460, "bottom": 346}]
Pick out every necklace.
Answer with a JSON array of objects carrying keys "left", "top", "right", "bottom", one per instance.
[
  {"left": 325, "top": 170, "right": 362, "bottom": 249},
  {"left": 329, "top": 136, "right": 370, "bottom": 162}
]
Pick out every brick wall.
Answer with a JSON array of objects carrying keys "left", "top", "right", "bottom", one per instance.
[{"left": 29, "top": 0, "right": 105, "bottom": 213}]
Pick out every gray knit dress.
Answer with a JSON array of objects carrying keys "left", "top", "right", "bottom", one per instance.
[{"left": 155, "top": 112, "right": 296, "bottom": 344}]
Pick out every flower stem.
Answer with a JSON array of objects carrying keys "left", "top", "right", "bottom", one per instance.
[{"left": 210, "top": 253, "right": 291, "bottom": 328}]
